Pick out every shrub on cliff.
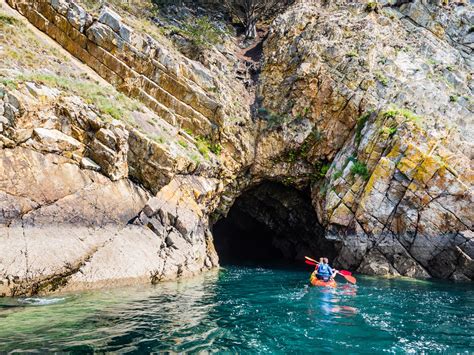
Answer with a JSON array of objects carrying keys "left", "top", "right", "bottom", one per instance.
[
  {"left": 223, "top": 0, "right": 294, "bottom": 39},
  {"left": 182, "top": 17, "right": 223, "bottom": 48}
]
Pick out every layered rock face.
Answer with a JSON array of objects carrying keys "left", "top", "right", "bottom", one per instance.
[
  {"left": 0, "top": 0, "right": 473, "bottom": 296},
  {"left": 258, "top": 0, "right": 473, "bottom": 280},
  {"left": 0, "top": 0, "right": 246, "bottom": 296},
  {"left": 0, "top": 85, "right": 222, "bottom": 296}
]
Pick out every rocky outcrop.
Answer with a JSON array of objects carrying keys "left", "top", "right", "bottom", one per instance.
[
  {"left": 0, "top": 84, "right": 220, "bottom": 296},
  {"left": 1, "top": 0, "right": 473, "bottom": 296},
  {"left": 258, "top": 0, "right": 473, "bottom": 280},
  {"left": 7, "top": 0, "right": 218, "bottom": 134},
  {"left": 5, "top": 0, "right": 255, "bottom": 172}
]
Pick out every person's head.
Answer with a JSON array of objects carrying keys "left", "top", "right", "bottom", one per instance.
[
  {"left": 319, "top": 257, "right": 324, "bottom": 263},
  {"left": 323, "top": 258, "right": 329, "bottom": 264}
]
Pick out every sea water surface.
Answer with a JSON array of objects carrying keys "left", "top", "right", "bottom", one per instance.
[{"left": 0, "top": 265, "right": 473, "bottom": 353}]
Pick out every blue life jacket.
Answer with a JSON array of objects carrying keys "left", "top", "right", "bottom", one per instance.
[{"left": 317, "top": 264, "right": 333, "bottom": 277}]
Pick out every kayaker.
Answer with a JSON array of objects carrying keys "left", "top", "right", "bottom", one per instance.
[
  {"left": 316, "top": 258, "right": 337, "bottom": 282},
  {"left": 314, "top": 257, "right": 324, "bottom": 276}
]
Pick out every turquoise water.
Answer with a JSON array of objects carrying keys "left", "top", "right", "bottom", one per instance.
[{"left": 0, "top": 266, "right": 473, "bottom": 353}]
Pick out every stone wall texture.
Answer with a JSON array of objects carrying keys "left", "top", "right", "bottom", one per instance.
[{"left": 0, "top": 0, "right": 473, "bottom": 296}]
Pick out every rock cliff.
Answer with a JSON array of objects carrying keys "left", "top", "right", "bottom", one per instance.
[
  {"left": 0, "top": 0, "right": 472, "bottom": 296},
  {"left": 258, "top": 0, "right": 473, "bottom": 280}
]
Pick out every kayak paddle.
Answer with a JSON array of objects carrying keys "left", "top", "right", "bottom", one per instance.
[
  {"left": 337, "top": 271, "right": 356, "bottom": 284},
  {"left": 305, "top": 256, "right": 319, "bottom": 263}
]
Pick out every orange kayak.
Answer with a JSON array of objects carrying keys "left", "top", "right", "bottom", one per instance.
[{"left": 310, "top": 273, "right": 337, "bottom": 288}]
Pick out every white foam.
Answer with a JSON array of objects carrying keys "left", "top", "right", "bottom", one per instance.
[{"left": 19, "top": 297, "right": 65, "bottom": 305}]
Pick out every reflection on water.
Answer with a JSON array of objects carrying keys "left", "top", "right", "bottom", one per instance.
[{"left": 0, "top": 267, "right": 472, "bottom": 353}]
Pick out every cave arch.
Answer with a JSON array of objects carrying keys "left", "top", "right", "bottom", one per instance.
[{"left": 212, "top": 181, "right": 337, "bottom": 267}]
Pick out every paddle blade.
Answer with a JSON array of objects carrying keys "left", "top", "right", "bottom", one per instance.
[
  {"left": 343, "top": 274, "right": 357, "bottom": 284},
  {"left": 339, "top": 270, "right": 352, "bottom": 276},
  {"left": 305, "top": 256, "right": 319, "bottom": 264},
  {"left": 305, "top": 260, "right": 317, "bottom": 266}
]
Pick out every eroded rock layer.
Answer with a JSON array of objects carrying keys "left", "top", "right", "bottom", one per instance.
[
  {"left": 0, "top": 86, "right": 221, "bottom": 296},
  {"left": 0, "top": 0, "right": 473, "bottom": 296},
  {"left": 258, "top": 0, "right": 473, "bottom": 280}
]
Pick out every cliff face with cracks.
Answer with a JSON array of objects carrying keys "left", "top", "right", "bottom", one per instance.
[
  {"left": 258, "top": 0, "right": 473, "bottom": 280},
  {"left": 0, "top": 0, "right": 472, "bottom": 296}
]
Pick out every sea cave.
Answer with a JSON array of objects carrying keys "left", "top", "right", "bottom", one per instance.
[{"left": 212, "top": 181, "right": 337, "bottom": 267}]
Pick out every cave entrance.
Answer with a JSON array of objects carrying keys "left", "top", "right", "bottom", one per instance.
[{"left": 212, "top": 182, "right": 336, "bottom": 268}]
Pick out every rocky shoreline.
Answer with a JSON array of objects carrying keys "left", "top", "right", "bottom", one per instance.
[{"left": 0, "top": 0, "right": 472, "bottom": 296}]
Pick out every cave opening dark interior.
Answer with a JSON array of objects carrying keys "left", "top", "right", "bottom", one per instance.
[{"left": 212, "top": 181, "right": 337, "bottom": 268}]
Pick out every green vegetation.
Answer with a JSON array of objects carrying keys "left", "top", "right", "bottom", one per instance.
[
  {"left": 258, "top": 107, "right": 291, "bottom": 129},
  {"left": 169, "top": 16, "right": 224, "bottom": 49},
  {"left": 195, "top": 136, "right": 222, "bottom": 159},
  {"left": 189, "top": 153, "right": 202, "bottom": 164},
  {"left": 11, "top": 73, "right": 140, "bottom": 122},
  {"left": 0, "top": 9, "right": 71, "bottom": 69},
  {"left": 300, "top": 129, "right": 322, "bottom": 157},
  {"left": 449, "top": 95, "right": 458, "bottom": 103},
  {"left": 319, "top": 182, "right": 329, "bottom": 196},
  {"left": 355, "top": 111, "right": 371, "bottom": 145},
  {"left": 182, "top": 129, "right": 222, "bottom": 160},
  {"left": 331, "top": 155, "right": 369, "bottom": 181},
  {"left": 333, "top": 170, "right": 343, "bottom": 180},
  {"left": 178, "top": 139, "right": 188, "bottom": 148},
  {"left": 383, "top": 107, "right": 421, "bottom": 125},
  {"left": 366, "top": 1, "right": 379, "bottom": 12},
  {"left": 350, "top": 160, "right": 369, "bottom": 180},
  {"left": 0, "top": 14, "right": 19, "bottom": 27},
  {"left": 0, "top": 78, "right": 18, "bottom": 90},
  {"left": 383, "top": 109, "right": 397, "bottom": 119},
  {"left": 284, "top": 150, "right": 299, "bottom": 163},
  {"left": 346, "top": 50, "right": 358, "bottom": 58},
  {"left": 380, "top": 125, "right": 397, "bottom": 137},
  {"left": 375, "top": 72, "right": 389, "bottom": 86},
  {"left": 312, "top": 161, "right": 331, "bottom": 181},
  {"left": 378, "top": 56, "right": 388, "bottom": 65},
  {"left": 283, "top": 128, "right": 323, "bottom": 163},
  {"left": 257, "top": 107, "right": 268, "bottom": 115},
  {"left": 295, "top": 106, "right": 312, "bottom": 120},
  {"left": 183, "top": 128, "right": 194, "bottom": 136},
  {"left": 151, "top": 134, "right": 165, "bottom": 144}
]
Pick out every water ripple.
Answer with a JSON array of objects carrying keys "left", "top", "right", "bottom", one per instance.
[{"left": 0, "top": 267, "right": 472, "bottom": 353}]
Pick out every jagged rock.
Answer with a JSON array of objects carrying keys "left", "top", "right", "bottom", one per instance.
[
  {"left": 98, "top": 7, "right": 133, "bottom": 42},
  {"left": 66, "top": 2, "right": 91, "bottom": 31},
  {"left": 98, "top": 7, "right": 122, "bottom": 34},
  {"left": 80, "top": 157, "right": 101, "bottom": 171},
  {"left": 0, "top": 0, "right": 472, "bottom": 296},
  {"left": 51, "top": 0, "right": 69, "bottom": 14},
  {"left": 357, "top": 249, "right": 400, "bottom": 276},
  {"left": 25, "top": 82, "right": 60, "bottom": 99},
  {"left": 259, "top": 1, "right": 473, "bottom": 279},
  {"left": 86, "top": 22, "right": 121, "bottom": 51},
  {"left": 29, "top": 127, "right": 84, "bottom": 153}
]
